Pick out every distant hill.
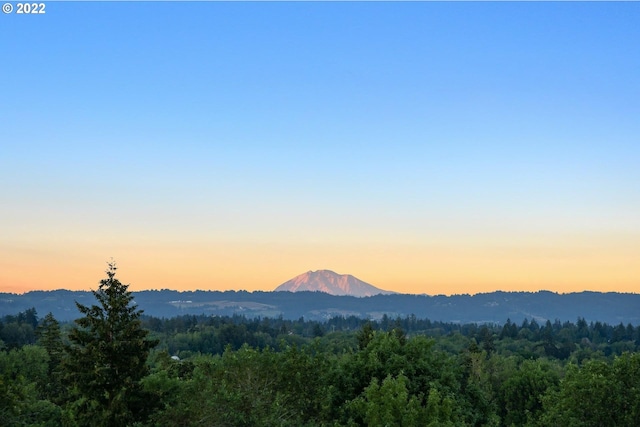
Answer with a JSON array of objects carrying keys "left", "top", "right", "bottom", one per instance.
[
  {"left": 274, "top": 270, "right": 394, "bottom": 297},
  {"left": 2, "top": 289, "right": 640, "bottom": 325}
]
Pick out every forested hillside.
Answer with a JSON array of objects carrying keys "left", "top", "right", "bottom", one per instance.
[
  {"left": 2, "top": 288, "right": 640, "bottom": 325},
  {"left": 2, "top": 267, "right": 640, "bottom": 425}
]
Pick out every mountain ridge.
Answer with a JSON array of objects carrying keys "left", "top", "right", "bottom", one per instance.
[{"left": 2, "top": 289, "right": 640, "bottom": 325}]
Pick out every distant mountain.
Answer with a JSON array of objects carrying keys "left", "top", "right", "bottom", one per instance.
[{"left": 274, "top": 270, "right": 394, "bottom": 297}]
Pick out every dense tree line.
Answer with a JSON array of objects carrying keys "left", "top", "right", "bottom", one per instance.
[
  {"left": 1, "top": 267, "right": 640, "bottom": 425},
  {"left": 0, "top": 307, "right": 39, "bottom": 350},
  {"left": 136, "top": 312, "right": 640, "bottom": 361}
]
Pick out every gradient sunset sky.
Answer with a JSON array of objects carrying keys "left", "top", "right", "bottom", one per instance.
[{"left": 1, "top": 2, "right": 638, "bottom": 295}]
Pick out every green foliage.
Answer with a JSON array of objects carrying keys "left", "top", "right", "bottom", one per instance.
[
  {"left": 141, "top": 368, "right": 190, "bottom": 427},
  {"left": 0, "top": 345, "right": 64, "bottom": 426},
  {"left": 3, "top": 299, "right": 640, "bottom": 427},
  {"left": 148, "top": 344, "right": 332, "bottom": 426},
  {"left": 349, "top": 373, "right": 423, "bottom": 426},
  {"left": 37, "top": 312, "right": 66, "bottom": 402},
  {"left": 540, "top": 352, "right": 640, "bottom": 427},
  {"left": 333, "top": 329, "right": 475, "bottom": 426},
  {"left": 0, "top": 308, "right": 39, "bottom": 349},
  {"left": 37, "top": 313, "right": 63, "bottom": 366},
  {"left": 498, "top": 359, "right": 560, "bottom": 426},
  {"left": 63, "top": 262, "right": 159, "bottom": 427},
  {"left": 348, "top": 373, "right": 458, "bottom": 427},
  {"left": 458, "top": 347, "right": 501, "bottom": 426}
]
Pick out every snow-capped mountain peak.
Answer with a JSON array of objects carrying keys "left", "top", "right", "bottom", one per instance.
[{"left": 274, "top": 270, "right": 393, "bottom": 297}]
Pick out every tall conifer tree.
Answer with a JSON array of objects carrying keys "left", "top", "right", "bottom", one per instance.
[
  {"left": 37, "top": 312, "right": 64, "bottom": 401},
  {"left": 65, "top": 261, "right": 158, "bottom": 426}
]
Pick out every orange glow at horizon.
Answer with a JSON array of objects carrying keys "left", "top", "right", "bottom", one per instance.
[{"left": 2, "top": 233, "right": 638, "bottom": 296}]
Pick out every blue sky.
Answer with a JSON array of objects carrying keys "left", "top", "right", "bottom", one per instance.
[{"left": 1, "top": 2, "right": 639, "bottom": 294}]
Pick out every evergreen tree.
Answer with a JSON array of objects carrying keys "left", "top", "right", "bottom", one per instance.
[
  {"left": 64, "top": 262, "right": 159, "bottom": 426},
  {"left": 37, "top": 312, "right": 65, "bottom": 402},
  {"left": 357, "top": 321, "right": 375, "bottom": 350},
  {"left": 38, "top": 313, "right": 63, "bottom": 370}
]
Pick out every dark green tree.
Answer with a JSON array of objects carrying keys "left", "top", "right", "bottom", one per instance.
[
  {"left": 356, "top": 321, "right": 375, "bottom": 350},
  {"left": 348, "top": 373, "right": 436, "bottom": 426},
  {"left": 64, "top": 262, "right": 159, "bottom": 426},
  {"left": 37, "top": 312, "right": 65, "bottom": 402},
  {"left": 0, "top": 308, "right": 38, "bottom": 349},
  {"left": 478, "top": 325, "right": 495, "bottom": 354},
  {"left": 0, "top": 345, "right": 64, "bottom": 426},
  {"left": 498, "top": 359, "right": 559, "bottom": 426},
  {"left": 540, "top": 353, "right": 640, "bottom": 426}
]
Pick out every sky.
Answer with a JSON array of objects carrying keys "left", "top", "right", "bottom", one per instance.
[{"left": 1, "top": 1, "right": 639, "bottom": 295}]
